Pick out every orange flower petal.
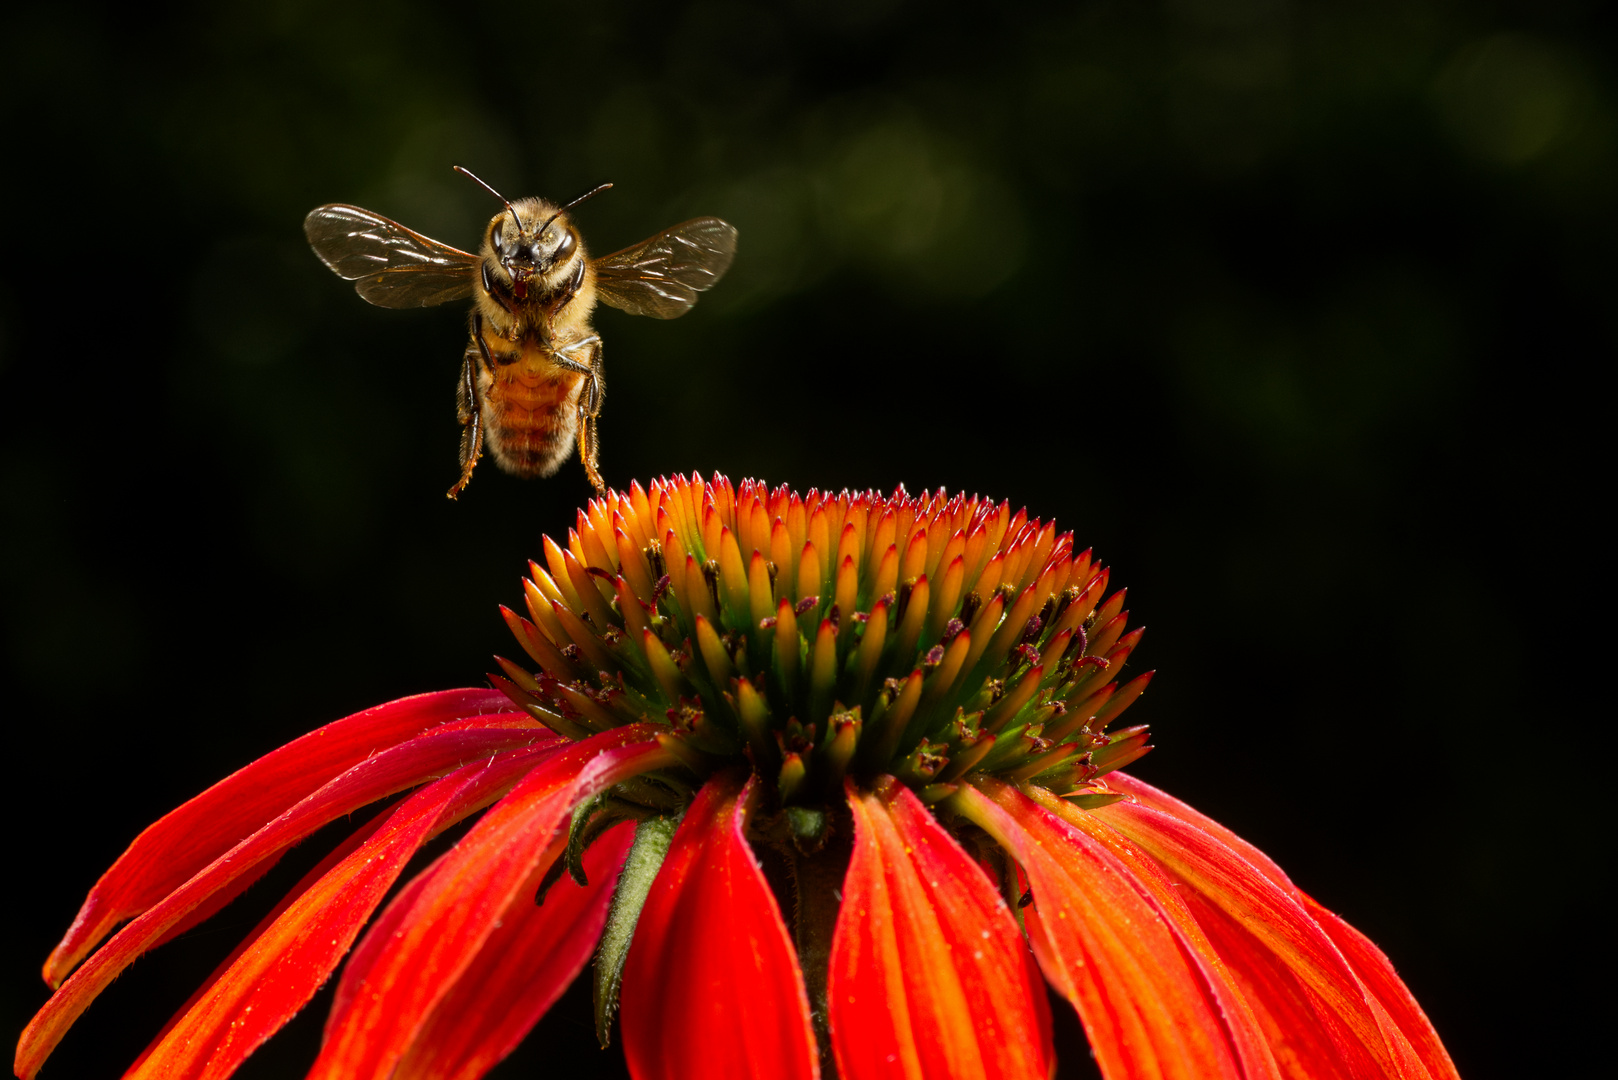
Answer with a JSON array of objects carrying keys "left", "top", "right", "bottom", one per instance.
[
  {"left": 1105, "top": 773, "right": 1294, "bottom": 892},
  {"left": 1106, "top": 772, "right": 1456, "bottom": 1079},
  {"left": 390, "top": 821, "right": 637, "bottom": 1080},
  {"left": 325, "top": 852, "right": 443, "bottom": 1041},
  {"left": 620, "top": 772, "right": 819, "bottom": 1080},
  {"left": 42, "top": 688, "right": 514, "bottom": 988},
  {"left": 954, "top": 779, "right": 1246, "bottom": 1080},
  {"left": 119, "top": 745, "right": 554, "bottom": 1080},
  {"left": 310, "top": 726, "right": 671, "bottom": 1080},
  {"left": 1019, "top": 786, "right": 1281, "bottom": 1080},
  {"left": 830, "top": 777, "right": 1053, "bottom": 1080},
  {"left": 15, "top": 721, "right": 548, "bottom": 1080},
  {"left": 1093, "top": 796, "right": 1450, "bottom": 1080},
  {"left": 1303, "top": 893, "right": 1459, "bottom": 1080},
  {"left": 1182, "top": 894, "right": 1368, "bottom": 1079}
]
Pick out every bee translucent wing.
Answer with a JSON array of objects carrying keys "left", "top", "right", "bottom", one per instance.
[
  {"left": 592, "top": 217, "right": 738, "bottom": 319},
  {"left": 304, "top": 204, "right": 478, "bottom": 309}
]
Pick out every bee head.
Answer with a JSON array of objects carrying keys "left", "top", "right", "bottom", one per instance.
[
  {"left": 455, "top": 167, "right": 613, "bottom": 286},
  {"left": 489, "top": 206, "right": 577, "bottom": 284}
]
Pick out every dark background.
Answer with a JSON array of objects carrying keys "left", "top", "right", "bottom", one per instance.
[{"left": 2, "top": 1, "right": 1610, "bottom": 1077}]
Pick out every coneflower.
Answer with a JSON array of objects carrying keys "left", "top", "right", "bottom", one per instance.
[{"left": 17, "top": 474, "right": 1458, "bottom": 1080}]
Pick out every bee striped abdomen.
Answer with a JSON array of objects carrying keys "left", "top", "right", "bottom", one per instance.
[{"left": 479, "top": 356, "right": 583, "bottom": 478}]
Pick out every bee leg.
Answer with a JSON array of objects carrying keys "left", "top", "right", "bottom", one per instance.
[
  {"left": 545, "top": 335, "right": 600, "bottom": 377},
  {"left": 544, "top": 335, "right": 606, "bottom": 493},
  {"left": 448, "top": 351, "right": 483, "bottom": 499},
  {"left": 448, "top": 319, "right": 497, "bottom": 499},
  {"left": 577, "top": 338, "right": 606, "bottom": 494},
  {"left": 480, "top": 261, "right": 514, "bottom": 315}
]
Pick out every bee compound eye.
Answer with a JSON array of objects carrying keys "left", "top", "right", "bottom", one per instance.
[
  {"left": 553, "top": 228, "right": 575, "bottom": 262},
  {"left": 490, "top": 225, "right": 505, "bottom": 256}
]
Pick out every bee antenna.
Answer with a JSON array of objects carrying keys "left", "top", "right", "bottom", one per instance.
[
  {"left": 453, "top": 164, "right": 525, "bottom": 232},
  {"left": 538, "top": 182, "right": 614, "bottom": 236}
]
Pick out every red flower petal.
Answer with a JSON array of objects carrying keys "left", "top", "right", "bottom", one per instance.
[
  {"left": 388, "top": 821, "right": 636, "bottom": 1080},
  {"left": 955, "top": 779, "right": 1246, "bottom": 1080},
  {"left": 310, "top": 725, "right": 672, "bottom": 1080},
  {"left": 1105, "top": 773, "right": 1294, "bottom": 893},
  {"left": 137, "top": 811, "right": 398, "bottom": 1077},
  {"left": 1095, "top": 774, "right": 1459, "bottom": 1078},
  {"left": 829, "top": 777, "right": 1053, "bottom": 1080},
  {"left": 1186, "top": 897, "right": 1368, "bottom": 1079},
  {"left": 1302, "top": 890, "right": 1459, "bottom": 1080},
  {"left": 1102, "top": 774, "right": 1457, "bottom": 1079},
  {"left": 119, "top": 744, "right": 554, "bottom": 1080},
  {"left": 1017, "top": 786, "right": 1281, "bottom": 1080},
  {"left": 16, "top": 721, "right": 547, "bottom": 1079},
  {"left": 44, "top": 688, "right": 512, "bottom": 987},
  {"left": 620, "top": 772, "right": 819, "bottom": 1080},
  {"left": 1093, "top": 796, "right": 1451, "bottom": 1080},
  {"left": 325, "top": 855, "right": 444, "bottom": 1039}
]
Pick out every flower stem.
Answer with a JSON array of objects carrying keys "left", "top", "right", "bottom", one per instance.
[{"left": 791, "top": 827, "right": 850, "bottom": 1078}]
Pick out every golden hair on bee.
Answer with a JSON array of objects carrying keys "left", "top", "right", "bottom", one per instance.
[{"left": 305, "top": 165, "right": 737, "bottom": 497}]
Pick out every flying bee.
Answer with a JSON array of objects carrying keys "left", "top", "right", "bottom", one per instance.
[{"left": 304, "top": 166, "right": 737, "bottom": 497}]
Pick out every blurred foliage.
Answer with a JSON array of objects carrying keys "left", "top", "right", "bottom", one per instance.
[{"left": 1, "top": 1, "right": 1611, "bottom": 1078}]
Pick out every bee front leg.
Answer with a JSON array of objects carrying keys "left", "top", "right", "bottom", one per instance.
[{"left": 480, "top": 261, "right": 514, "bottom": 315}]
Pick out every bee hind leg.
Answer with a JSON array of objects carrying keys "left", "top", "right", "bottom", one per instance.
[
  {"left": 448, "top": 338, "right": 489, "bottom": 499},
  {"left": 577, "top": 339, "right": 606, "bottom": 495},
  {"left": 549, "top": 335, "right": 606, "bottom": 495}
]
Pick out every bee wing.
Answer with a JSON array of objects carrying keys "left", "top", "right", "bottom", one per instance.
[
  {"left": 304, "top": 204, "right": 478, "bottom": 309},
  {"left": 591, "top": 217, "right": 738, "bottom": 319}
]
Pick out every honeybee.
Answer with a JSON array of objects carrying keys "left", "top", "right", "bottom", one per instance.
[{"left": 305, "top": 167, "right": 737, "bottom": 497}]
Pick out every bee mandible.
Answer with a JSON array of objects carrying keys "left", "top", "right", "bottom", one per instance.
[{"left": 305, "top": 166, "right": 737, "bottom": 497}]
